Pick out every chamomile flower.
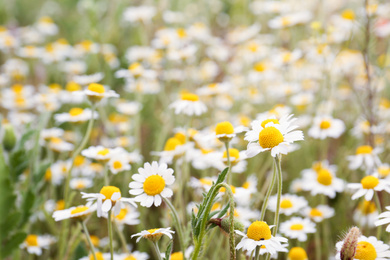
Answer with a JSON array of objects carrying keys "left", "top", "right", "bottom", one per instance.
[
  {"left": 347, "top": 145, "right": 382, "bottom": 170},
  {"left": 279, "top": 217, "right": 316, "bottom": 242},
  {"left": 308, "top": 116, "right": 345, "bottom": 139},
  {"left": 48, "top": 137, "right": 74, "bottom": 152},
  {"left": 54, "top": 107, "right": 98, "bottom": 124},
  {"left": 214, "top": 121, "right": 246, "bottom": 142},
  {"left": 52, "top": 204, "right": 97, "bottom": 221},
  {"left": 235, "top": 221, "right": 288, "bottom": 255},
  {"left": 151, "top": 136, "right": 188, "bottom": 165},
  {"left": 169, "top": 92, "right": 207, "bottom": 116},
  {"left": 129, "top": 162, "right": 175, "bottom": 207},
  {"left": 81, "top": 146, "right": 125, "bottom": 161},
  {"left": 375, "top": 206, "right": 390, "bottom": 232},
  {"left": 81, "top": 186, "right": 137, "bottom": 217},
  {"left": 287, "top": 247, "right": 308, "bottom": 260},
  {"left": 131, "top": 227, "right": 174, "bottom": 243},
  {"left": 20, "top": 234, "right": 56, "bottom": 255},
  {"left": 302, "top": 205, "right": 335, "bottom": 222},
  {"left": 102, "top": 204, "right": 140, "bottom": 227},
  {"left": 69, "top": 178, "right": 93, "bottom": 190},
  {"left": 335, "top": 235, "right": 390, "bottom": 260},
  {"left": 116, "top": 251, "right": 149, "bottom": 260},
  {"left": 108, "top": 155, "right": 131, "bottom": 174},
  {"left": 355, "top": 200, "right": 378, "bottom": 228},
  {"left": 76, "top": 83, "right": 119, "bottom": 103},
  {"left": 245, "top": 114, "right": 304, "bottom": 158},
  {"left": 348, "top": 174, "right": 390, "bottom": 201},
  {"left": 268, "top": 194, "right": 308, "bottom": 216}
]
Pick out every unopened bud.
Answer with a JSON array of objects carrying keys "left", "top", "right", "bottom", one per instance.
[
  {"left": 340, "top": 227, "right": 360, "bottom": 260},
  {"left": 2, "top": 124, "right": 16, "bottom": 151},
  {"left": 209, "top": 218, "right": 245, "bottom": 234}
]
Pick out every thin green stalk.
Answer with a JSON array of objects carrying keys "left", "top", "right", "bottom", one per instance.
[
  {"left": 224, "top": 141, "right": 232, "bottom": 185},
  {"left": 375, "top": 191, "right": 382, "bottom": 239},
  {"left": 103, "top": 163, "right": 109, "bottom": 185},
  {"left": 260, "top": 161, "right": 277, "bottom": 221},
  {"left": 151, "top": 241, "right": 163, "bottom": 260},
  {"left": 108, "top": 210, "right": 114, "bottom": 260},
  {"left": 272, "top": 156, "right": 283, "bottom": 236},
  {"left": 315, "top": 227, "right": 321, "bottom": 260},
  {"left": 114, "top": 222, "right": 129, "bottom": 253},
  {"left": 163, "top": 197, "right": 186, "bottom": 257},
  {"left": 254, "top": 247, "right": 259, "bottom": 260},
  {"left": 81, "top": 221, "right": 97, "bottom": 260}
]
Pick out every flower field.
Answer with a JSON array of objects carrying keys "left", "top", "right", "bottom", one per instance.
[{"left": 1, "top": 0, "right": 390, "bottom": 259}]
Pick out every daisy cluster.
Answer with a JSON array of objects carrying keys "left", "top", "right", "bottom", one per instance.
[{"left": 1, "top": 0, "right": 390, "bottom": 260}]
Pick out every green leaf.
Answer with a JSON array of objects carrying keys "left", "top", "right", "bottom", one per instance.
[
  {"left": 0, "top": 146, "right": 14, "bottom": 228},
  {"left": 72, "top": 242, "right": 88, "bottom": 260},
  {"left": 1, "top": 231, "right": 26, "bottom": 257},
  {"left": 9, "top": 149, "right": 29, "bottom": 181},
  {"left": 216, "top": 203, "right": 230, "bottom": 219},
  {"left": 0, "top": 212, "right": 21, "bottom": 240},
  {"left": 18, "top": 189, "right": 35, "bottom": 228},
  {"left": 216, "top": 167, "right": 229, "bottom": 184},
  {"left": 164, "top": 240, "right": 173, "bottom": 260},
  {"left": 16, "top": 129, "right": 35, "bottom": 150}
]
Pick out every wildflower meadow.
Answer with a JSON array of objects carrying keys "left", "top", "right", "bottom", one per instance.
[{"left": 1, "top": 0, "right": 390, "bottom": 259}]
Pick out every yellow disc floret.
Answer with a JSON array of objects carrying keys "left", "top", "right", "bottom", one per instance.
[
  {"left": 288, "top": 247, "right": 308, "bottom": 260},
  {"left": 319, "top": 120, "right": 331, "bottom": 129},
  {"left": 290, "top": 224, "right": 304, "bottom": 231},
  {"left": 143, "top": 175, "right": 166, "bottom": 196},
  {"left": 309, "top": 208, "right": 323, "bottom": 217},
  {"left": 113, "top": 161, "right": 122, "bottom": 170},
  {"left": 354, "top": 241, "right": 377, "bottom": 260},
  {"left": 171, "top": 252, "right": 184, "bottom": 260},
  {"left": 317, "top": 169, "right": 333, "bottom": 186},
  {"left": 88, "top": 83, "right": 105, "bottom": 94},
  {"left": 361, "top": 176, "right": 379, "bottom": 189},
  {"left": 69, "top": 107, "right": 84, "bottom": 117},
  {"left": 246, "top": 221, "right": 272, "bottom": 241},
  {"left": 90, "top": 252, "right": 104, "bottom": 260},
  {"left": 97, "top": 148, "right": 110, "bottom": 156},
  {"left": 215, "top": 121, "right": 235, "bottom": 136},
  {"left": 70, "top": 206, "right": 89, "bottom": 216},
  {"left": 280, "top": 199, "right": 293, "bottom": 209},
  {"left": 356, "top": 145, "right": 373, "bottom": 155},
  {"left": 181, "top": 93, "right": 199, "bottom": 101},
  {"left": 259, "top": 126, "right": 284, "bottom": 149},
  {"left": 100, "top": 186, "right": 121, "bottom": 201},
  {"left": 223, "top": 148, "right": 240, "bottom": 164},
  {"left": 25, "top": 234, "right": 38, "bottom": 246},
  {"left": 359, "top": 200, "right": 376, "bottom": 215},
  {"left": 164, "top": 137, "right": 182, "bottom": 151},
  {"left": 342, "top": 9, "right": 355, "bottom": 20}
]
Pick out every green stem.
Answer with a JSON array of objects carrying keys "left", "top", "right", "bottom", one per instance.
[
  {"left": 272, "top": 155, "right": 283, "bottom": 236},
  {"left": 224, "top": 141, "right": 232, "bottom": 185},
  {"left": 254, "top": 247, "right": 259, "bottom": 260},
  {"left": 103, "top": 163, "right": 109, "bottom": 185},
  {"left": 374, "top": 192, "right": 382, "bottom": 239},
  {"left": 81, "top": 221, "right": 97, "bottom": 260},
  {"left": 315, "top": 226, "right": 321, "bottom": 260},
  {"left": 151, "top": 241, "right": 163, "bottom": 260},
  {"left": 260, "top": 161, "right": 277, "bottom": 221},
  {"left": 114, "top": 222, "right": 129, "bottom": 253},
  {"left": 108, "top": 210, "right": 114, "bottom": 260},
  {"left": 163, "top": 197, "right": 186, "bottom": 258}
]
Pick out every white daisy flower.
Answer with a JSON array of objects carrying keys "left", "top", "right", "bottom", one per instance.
[
  {"left": 47, "top": 137, "right": 74, "bottom": 152},
  {"left": 301, "top": 163, "right": 345, "bottom": 198},
  {"left": 301, "top": 205, "right": 335, "bottom": 222},
  {"left": 151, "top": 136, "right": 188, "bottom": 165},
  {"left": 116, "top": 251, "right": 149, "bottom": 260},
  {"left": 210, "top": 148, "right": 248, "bottom": 174},
  {"left": 375, "top": 206, "right": 390, "bottom": 232},
  {"left": 20, "top": 234, "right": 56, "bottom": 255},
  {"left": 235, "top": 221, "right": 288, "bottom": 255},
  {"left": 54, "top": 107, "right": 98, "bottom": 124},
  {"left": 108, "top": 155, "right": 131, "bottom": 174},
  {"left": 69, "top": 178, "right": 93, "bottom": 190},
  {"left": 348, "top": 174, "right": 390, "bottom": 201},
  {"left": 131, "top": 227, "right": 174, "bottom": 243},
  {"left": 40, "top": 128, "right": 64, "bottom": 142},
  {"left": 347, "top": 145, "right": 382, "bottom": 170},
  {"left": 52, "top": 204, "right": 97, "bottom": 221},
  {"left": 81, "top": 186, "right": 137, "bottom": 217},
  {"left": 245, "top": 114, "right": 304, "bottom": 158},
  {"left": 81, "top": 146, "right": 126, "bottom": 161},
  {"left": 129, "top": 162, "right": 175, "bottom": 207},
  {"left": 214, "top": 121, "right": 247, "bottom": 142},
  {"left": 73, "top": 72, "right": 104, "bottom": 85},
  {"left": 279, "top": 217, "right": 316, "bottom": 242},
  {"left": 169, "top": 92, "right": 207, "bottom": 116},
  {"left": 355, "top": 200, "right": 378, "bottom": 228},
  {"left": 268, "top": 194, "right": 308, "bottom": 216},
  {"left": 335, "top": 235, "right": 390, "bottom": 260},
  {"left": 287, "top": 247, "right": 308, "bottom": 260},
  {"left": 74, "top": 83, "right": 119, "bottom": 103},
  {"left": 308, "top": 115, "right": 345, "bottom": 139},
  {"left": 102, "top": 203, "right": 140, "bottom": 227}
]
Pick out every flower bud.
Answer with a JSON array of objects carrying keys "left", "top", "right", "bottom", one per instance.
[
  {"left": 209, "top": 218, "right": 245, "bottom": 234},
  {"left": 340, "top": 226, "right": 360, "bottom": 260},
  {"left": 2, "top": 123, "right": 16, "bottom": 151}
]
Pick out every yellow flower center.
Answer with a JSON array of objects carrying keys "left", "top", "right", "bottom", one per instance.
[
  {"left": 280, "top": 199, "right": 293, "bottom": 209},
  {"left": 288, "top": 247, "right": 308, "bottom": 260},
  {"left": 99, "top": 186, "right": 121, "bottom": 201},
  {"left": 75, "top": 181, "right": 86, "bottom": 189},
  {"left": 378, "top": 166, "right": 390, "bottom": 177},
  {"left": 80, "top": 40, "right": 93, "bottom": 51},
  {"left": 240, "top": 116, "right": 251, "bottom": 127},
  {"left": 123, "top": 255, "right": 137, "bottom": 260},
  {"left": 12, "top": 84, "right": 24, "bottom": 94},
  {"left": 90, "top": 252, "right": 104, "bottom": 260},
  {"left": 253, "top": 62, "right": 266, "bottom": 72},
  {"left": 242, "top": 181, "right": 250, "bottom": 189},
  {"left": 87, "top": 83, "right": 105, "bottom": 94},
  {"left": 90, "top": 235, "right": 100, "bottom": 247},
  {"left": 116, "top": 208, "right": 128, "bottom": 220},
  {"left": 113, "top": 161, "right": 123, "bottom": 170},
  {"left": 215, "top": 121, "right": 235, "bottom": 135},
  {"left": 354, "top": 241, "right": 377, "bottom": 260},
  {"left": 171, "top": 252, "right": 184, "bottom": 260},
  {"left": 97, "top": 148, "right": 110, "bottom": 156},
  {"left": 181, "top": 93, "right": 199, "bottom": 101},
  {"left": 70, "top": 206, "right": 89, "bottom": 215},
  {"left": 223, "top": 148, "right": 240, "bottom": 163},
  {"left": 25, "top": 235, "right": 38, "bottom": 246},
  {"left": 359, "top": 200, "right": 376, "bottom": 215},
  {"left": 290, "top": 224, "right": 304, "bottom": 231},
  {"left": 310, "top": 208, "right": 323, "bottom": 217},
  {"left": 361, "top": 176, "right": 379, "bottom": 189},
  {"left": 50, "top": 137, "right": 62, "bottom": 144},
  {"left": 342, "top": 9, "right": 355, "bottom": 20},
  {"left": 128, "top": 62, "right": 141, "bottom": 71},
  {"left": 356, "top": 145, "right": 373, "bottom": 154},
  {"left": 174, "top": 132, "right": 186, "bottom": 144},
  {"left": 45, "top": 168, "right": 52, "bottom": 181},
  {"left": 246, "top": 221, "right": 272, "bottom": 241},
  {"left": 316, "top": 169, "right": 333, "bottom": 186},
  {"left": 74, "top": 155, "right": 85, "bottom": 167},
  {"left": 283, "top": 52, "right": 292, "bottom": 62},
  {"left": 66, "top": 81, "right": 81, "bottom": 92},
  {"left": 164, "top": 137, "right": 182, "bottom": 151},
  {"left": 261, "top": 119, "right": 279, "bottom": 128},
  {"left": 199, "top": 178, "right": 213, "bottom": 186},
  {"left": 320, "top": 120, "right": 331, "bottom": 129},
  {"left": 39, "top": 16, "right": 53, "bottom": 24},
  {"left": 56, "top": 200, "right": 65, "bottom": 210},
  {"left": 177, "top": 28, "right": 187, "bottom": 38},
  {"left": 143, "top": 175, "right": 166, "bottom": 196},
  {"left": 258, "top": 126, "right": 284, "bottom": 148},
  {"left": 219, "top": 185, "right": 236, "bottom": 194},
  {"left": 281, "top": 17, "right": 291, "bottom": 26},
  {"left": 312, "top": 162, "right": 323, "bottom": 172},
  {"left": 69, "top": 107, "right": 84, "bottom": 117}
]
